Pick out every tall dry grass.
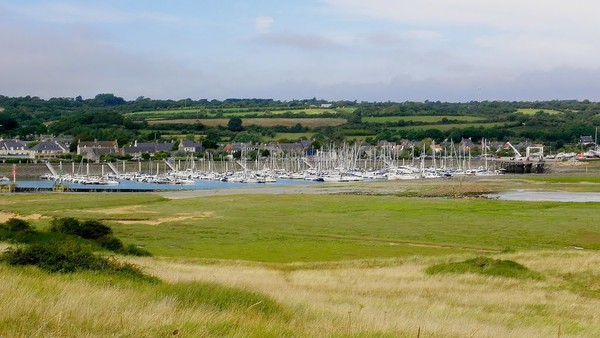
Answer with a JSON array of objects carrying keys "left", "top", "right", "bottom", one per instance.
[
  {"left": 134, "top": 250, "right": 600, "bottom": 337},
  {"left": 0, "top": 250, "right": 598, "bottom": 337}
]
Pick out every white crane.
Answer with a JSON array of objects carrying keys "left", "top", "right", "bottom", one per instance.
[{"left": 505, "top": 142, "right": 523, "bottom": 159}]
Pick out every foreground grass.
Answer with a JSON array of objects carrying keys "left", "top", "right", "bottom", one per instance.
[{"left": 1, "top": 250, "right": 598, "bottom": 337}]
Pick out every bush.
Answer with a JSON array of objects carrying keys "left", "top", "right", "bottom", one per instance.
[
  {"left": 50, "top": 218, "right": 112, "bottom": 240},
  {"left": 426, "top": 256, "right": 544, "bottom": 280},
  {"left": 120, "top": 244, "right": 152, "bottom": 257},
  {"left": 50, "top": 217, "right": 81, "bottom": 234},
  {"left": 1, "top": 242, "right": 155, "bottom": 281},
  {"left": 96, "top": 235, "right": 123, "bottom": 251},
  {"left": 3, "top": 242, "right": 107, "bottom": 273},
  {"left": 2, "top": 218, "right": 33, "bottom": 232}
]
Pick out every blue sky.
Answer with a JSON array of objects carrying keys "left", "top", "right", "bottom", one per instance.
[{"left": 1, "top": 0, "right": 600, "bottom": 102}]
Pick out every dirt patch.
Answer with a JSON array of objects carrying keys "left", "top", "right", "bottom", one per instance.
[
  {"left": 86, "top": 205, "right": 159, "bottom": 215},
  {"left": 0, "top": 212, "right": 45, "bottom": 223},
  {"left": 111, "top": 211, "right": 216, "bottom": 225}
]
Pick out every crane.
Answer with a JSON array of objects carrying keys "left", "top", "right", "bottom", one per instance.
[{"left": 505, "top": 142, "right": 523, "bottom": 159}]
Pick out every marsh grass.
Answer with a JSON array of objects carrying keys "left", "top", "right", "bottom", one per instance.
[{"left": 2, "top": 192, "right": 600, "bottom": 261}]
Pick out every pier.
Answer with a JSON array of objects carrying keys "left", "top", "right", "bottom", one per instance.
[{"left": 496, "top": 160, "right": 545, "bottom": 174}]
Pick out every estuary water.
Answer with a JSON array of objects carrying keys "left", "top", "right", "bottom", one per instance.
[
  {"left": 488, "top": 190, "right": 600, "bottom": 202},
  {"left": 15, "top": 178, "right": 319, "bottom": 191}
]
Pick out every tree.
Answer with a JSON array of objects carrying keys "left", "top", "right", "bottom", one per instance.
[{"left": 227, "top": 117, "right": 244, "bottom": 132}]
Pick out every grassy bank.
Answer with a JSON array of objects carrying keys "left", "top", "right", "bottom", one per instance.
[
  {"left": 1, "top": 180, "right": 599, "bottom": 336},
  {"left": 0, "top": 250, "right": 598, "bottom": 337}
]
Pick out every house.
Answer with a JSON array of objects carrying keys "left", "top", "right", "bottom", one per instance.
[
  {"left": 223, "top": 142, "right": 258, "bottom": 153},
  {"left": 30, "top": 141, "right": 68, "bottom": 158},
  {"left": 0, "top": 138, "right": 34, "bottom": 159},
  {"left": 579, "top": 136, "right": 595, "bottom": 145},
  {"left": 77, "top": 139, "right": 119, "bottom": 161},
  {"left": 178, "top": 140, "right": 204, "bottom": 153},
  {"left": 123, "top": 141, "right": 175, "bottom": 159}
]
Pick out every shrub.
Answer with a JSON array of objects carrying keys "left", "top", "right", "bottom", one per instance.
[
  {"left": 120, "top": 244, "right": 152, "bottom": 256},
  {"left": 96, "top": 235, "right": 123, "bottom": 251},
  {"left": 1, "top": 242, "right": 156, "bottom": 281},
  {"left": 2, "top": 218, "right": 33, "bottom": 232},
  {"left": 79, "top": 220, "right": 113, "bottom": 240},
  {"left": 426, "top": 256, "right": 544, "bottom": 280},
  {"left": 50, "top": 217, "right": 81, "bottom": 234},
  {"left": 50, "top": 218, "right": 112, "bottom": 240},
  {"left": 3, "top": 242, "right": 107, "bottom": 273}
]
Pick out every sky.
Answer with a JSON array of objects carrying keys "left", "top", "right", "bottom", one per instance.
[{"left": 1, "top": 0, "right": 600, "bottom": 102}]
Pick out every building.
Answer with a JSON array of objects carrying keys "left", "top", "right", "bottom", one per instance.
[
  {"left": 178, "top": 140, "right": 204, "bottom": 153},
  {"left": 579, "top": 135, "right": 595, "bottom": 145},
  {"left": 0, "top": 138, "right": 34, "bottom": 159},
  {"left": 123, "top": 141, "right": 175, "bottom": 159},
  {"left": 30, "top": 141, "right": 68, "bottom": 158},
  {"left": 77, "top": 139, "right": 119, "bottom": 161}
]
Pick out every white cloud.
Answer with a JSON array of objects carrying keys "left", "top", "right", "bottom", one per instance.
[
  {"left": 254, "top": 16, "right": 274, "bottom": 34},
  {"left": 5, "top": 2, "right": 179, "bottom": 24},
  {"left": 401, "top": 30, "right": 442, "bottom": 41}
]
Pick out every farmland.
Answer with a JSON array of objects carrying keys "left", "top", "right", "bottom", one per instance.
[
  {"left": 1, "top": 176, "right": 600, "bottom": 336},
  {"left": 394, "top": 122, "right": 505, "bottom": 131},
  {"left": 128, "top": 107, "right": 347, "bottom": 120},
  {"left": 362, "top": 115, "right": 486, "bottom": 123},
  {"left": 147, "top": 117, "right": 347, "bottom": 128},
  {"left": 516, "top": 108, "right": 564, "bottom": 115}
]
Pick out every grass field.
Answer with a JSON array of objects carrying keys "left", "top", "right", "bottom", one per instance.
[
  {"left": 148, "top": 117, "right": 347, "bottom": 128},
  {"left": 517, "top": 108, "right": 563, "bottom": 115},
  {"left": 362, "top": 115, "right": 486, "bottom": 123},
  {"left": 129, "top": 107, "right": 351, "bottom": 119},
  {"left": 264, "top": 132, "right": 316, "bottom": 141},
  {"left": 394, "top": 122, "right": 504, "bottom": 131},
  {"left": 2, "top": 188, "right": 599, "bottom": 262},
  {"left": 1, "top": 179, "right": 599, "bottom": 337}
]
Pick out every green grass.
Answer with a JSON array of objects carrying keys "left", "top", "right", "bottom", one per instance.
[
  {"left": 158, "top": 281, "right": 285, "bottom": 317},
  {"left": 362, "top": 115, "right": 485, "bottom": 123},
  {"left": 128, "top": 107, "right": 348, "bottom": 119},
  {"left": 148, "top": 117, "right": 347, "bottom": 128},
  {"left": 2, "top": 193, "right": 600, "bottom": 263},
  {"left": 426, "top": 256, "right": 544, "bottom": 280},
  {"left": 264, "top": 132, "right": 316, "bottom": 141},
  {"left": 394, "top": 122, "right": 504, "bottom": 131},
  {"left": 516, "top": 108, "right": 563, "bottom": 115}
]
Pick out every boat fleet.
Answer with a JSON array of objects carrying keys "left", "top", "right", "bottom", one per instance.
[{"left": 38, "top": 144, "right": 503, "bottom": 186}]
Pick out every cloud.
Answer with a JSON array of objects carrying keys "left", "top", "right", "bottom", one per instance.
[
  {"left": 254, "top": 32, "right": 339, "bottom": 51},
  {"left": 254, "top": 16, "right": 274, "bottom": 34},
  {"left": 0, "top": 21, "right": 209, "bottom": 100},
  {"left": 401, "top": 30, "right": 442, "bottom": 40},
  {"left": 4, "top": 2, "right": 180, "bottom": 25}
]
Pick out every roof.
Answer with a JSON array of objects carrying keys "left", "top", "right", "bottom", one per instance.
[
  {"left": 78, "top": 140, "right": 117, "bottom": 148},
  {"left": 0, "top": 139, "right": 29, "bottom": 150},
  {"left": 31, "top": 141, "right": 66, "bottom": 152}
]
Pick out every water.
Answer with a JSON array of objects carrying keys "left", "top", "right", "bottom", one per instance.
[
  {"left": 16, "top": 178, "right": 319, "bottom": 191},
  {"left": 488, "top": 190, "right": 600, "bottom": 202}
]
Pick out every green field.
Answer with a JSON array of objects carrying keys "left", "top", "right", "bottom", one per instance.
[
  {"left": 2, "top": 192, "right": 599, "bottom": 262},
  {"left": 517, "top": 108, "right": 563, "bottom": 115},
  {"left": 128, "top": 107, "right": 349, "bottom": 119},
  {"left": 362, "top": 115, "right": 486, "bottom": 123},
  {"left": 395, "top": 122, "right": 504, "bottom": 131},
  {"left": 264, "top": 132, "right": 316, "bottom": 141},
  {"left": 148, "top": 117, "right": 347, "bottom": 128}
]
